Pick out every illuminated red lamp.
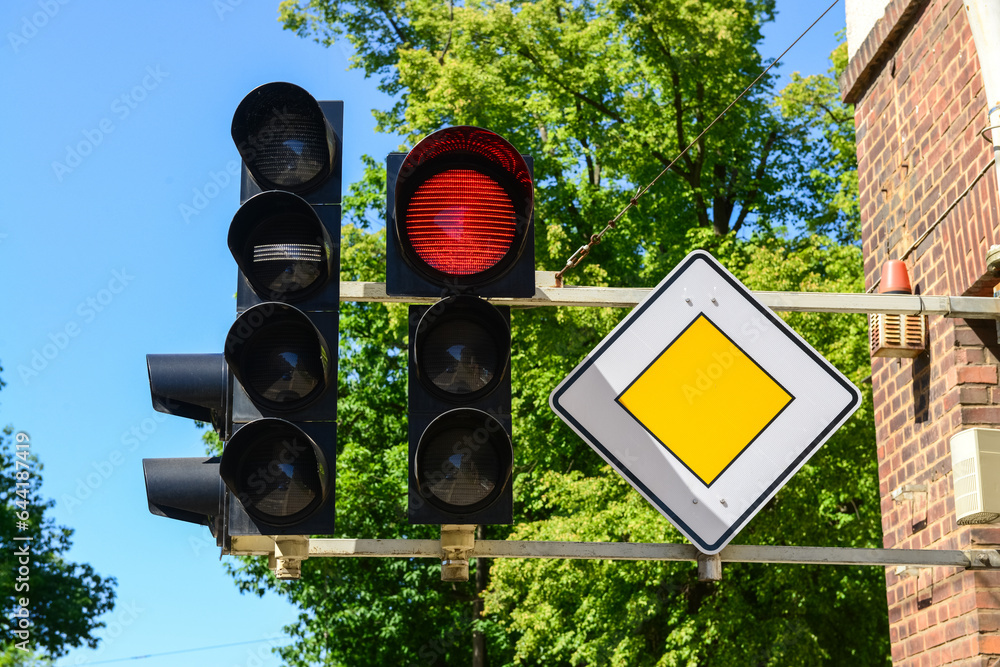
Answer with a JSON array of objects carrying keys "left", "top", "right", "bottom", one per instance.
[{"left": 388, "top": 126, "right": 534, "bottom": 297}]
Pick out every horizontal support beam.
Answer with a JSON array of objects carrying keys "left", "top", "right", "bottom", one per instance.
[
  {"left": 306, "top": 538, "right": 992, "bottom": 569},
  {"left": 340, "top": 276, "right": 1000, "bottom": 318}
]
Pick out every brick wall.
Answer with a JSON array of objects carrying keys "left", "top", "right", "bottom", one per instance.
[{"left": 841, "top": 0, "right": 1000, "bottom": 663}]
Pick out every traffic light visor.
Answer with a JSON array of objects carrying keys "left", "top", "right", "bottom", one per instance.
[
  {"left": 143, "top": 457, "right": 222, "bottom": 528},
  {"left": 414, "top": 408, "right": 512, "bottom": 514},
  {"left": 220, "top": 419, "right": 329, "bottom": 526},
  {"left": 232, "top": 82, "right": 336, "bottom": 193},
  {"left": 229, "top": 191, "right": 334, "bottom": 302},
  {"left": 395, "top": 127, "right": 532, "bottom": 287}
]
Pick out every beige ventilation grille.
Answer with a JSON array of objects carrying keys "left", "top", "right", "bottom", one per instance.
[
  {"left": 950, "top": 428, "right": 1000, "bottom": 525},
  {"left": 869, "top": 312, "right": 927, "bottom": 358}
]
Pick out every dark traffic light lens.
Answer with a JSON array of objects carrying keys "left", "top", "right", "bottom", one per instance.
[
  {"left": 219, "top": 419, "right": 329, "bottom": 525},
  {"left": 226, "top": 304, "right": 331, "bottom": 411},
  {"left": 232, "top": 82, "right": 335, "bottom": 193},
  {"left": 248, "top": 216, "right": 323, "bottom": 296},
  {"left": 242, "top": 325, "right": 324, "bottom": 405},
  {"left": 237, "top": 435, "right": 321, "bottom": 518},
  {"left": 421, "top": 319, "right": 498, "bottom": 395},
  {"left": 415, "top": 409, "right": 512, "bottom": 513},
  {"left": 229, "top": 191, "right": 333, "bottom": 303},
  {"left": 413, "top": 296, "right": 510, "bottom": 401},
  {"left": 405, "top": 169, "right": 517, "bottom": 276},
  {"left": 421, "top": 426, "right": 500, "bottom": 506},
  {"left": 254, "top": 113, "right": 327, "bottom": 189}
]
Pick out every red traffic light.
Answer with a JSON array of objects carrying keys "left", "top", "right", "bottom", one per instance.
[{"left": 394, "top": 127, "right": 533, "bottom": 289}]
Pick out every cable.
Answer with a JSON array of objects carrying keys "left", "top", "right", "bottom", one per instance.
[
  {"left": 555, "top": 0, "right": 843, "bottom": 284},
  {"left": 60, "top": 638, "right": 291, "bottom": 665},
  {"left": 866, "top": 158, "right": 996, "bottom": 293}
]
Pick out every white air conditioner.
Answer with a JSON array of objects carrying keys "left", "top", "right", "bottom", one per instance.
[{"left": 950, "top": 428, "right": 1000, "bottom": 524}]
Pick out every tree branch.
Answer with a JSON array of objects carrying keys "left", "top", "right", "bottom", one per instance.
[
  {"left": 437, "top": 0, "right": 454, "bottom": 65},
  {"left": 731, "top": 129, "right": 777, "bottom": 235},
  {"left": 374, "top": 0, "right": 411, "bottom": 45},
  {"left": 517, "top": 47, "right": 624, "bottom": 123}
]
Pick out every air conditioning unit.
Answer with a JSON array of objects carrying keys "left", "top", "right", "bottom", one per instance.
[
  {"left": 950, "top": 428, "right": 1000, "bottom": 525},
  {"left": 869, "top": 312, "right": 927, "bottom": 358}
]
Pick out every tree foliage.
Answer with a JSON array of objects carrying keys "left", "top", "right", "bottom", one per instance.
[
  {"left": 0, "top": 365, "right": 117, "bottom": 662},
  {"left": 210, "top": 2, "right": 891, "bottom": 663}
]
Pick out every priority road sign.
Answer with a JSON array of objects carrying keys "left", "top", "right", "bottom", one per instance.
[{"left": 549, "top": 250, "right": 862, "bottom": 554}]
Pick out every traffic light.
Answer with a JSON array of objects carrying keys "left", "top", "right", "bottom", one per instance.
[
  {"left": 224, "top": 82, "right": 341, "bottom": 537},
  {"left": 144, "top": 82, "right": 341, "bottom": 542},
  {"left": 387, "top": 127, "right": 533, "bottom": 524},
  {"left": 386, "top": 126, "right": 534, "bottom": 298}
]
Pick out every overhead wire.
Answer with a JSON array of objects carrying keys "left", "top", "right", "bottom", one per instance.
[
  {"left": 554, "top": 0, "right": 843, "bottom": 285},
  {"left": 58, "top": 638, "right": 291, "bottom": 665}
]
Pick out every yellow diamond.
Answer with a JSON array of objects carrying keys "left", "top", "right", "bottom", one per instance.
[{"left": 616, "top": 314, "right": 793, "bottom": 486}]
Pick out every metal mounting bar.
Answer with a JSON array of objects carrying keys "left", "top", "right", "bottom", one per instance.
[
  {"left": 304, "top": 538, "right": 995, "bottom": 569},
  {"left": 339, "top": 277, "right": 1000, "bottom": 318}
]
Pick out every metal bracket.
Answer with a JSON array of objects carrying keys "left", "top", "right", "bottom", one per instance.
[
  {"left": 993, "top": 278, "right": 1000, "bottom": 341},
  {"left": 697, "top": 553, "right": 722, "bottom": 581},
  {"left": 440, "top": 525, "right": 476, "bottom": 582},
  {"left": 894, "top": 565, "right": 926, "bottom": 578},
  {"left": 964, "top": 549, "right": 1000, "bottom": 568},
  {"left": 338, "top": 279, "right": 1000, "bottom": 318},
  {"left": 891, "top": 483, "right": 928, "bottom": 502},
  {"left": 228, "top": 538, "right": 1000, "bottom": 575},
  {"left": 269, "top": 536, "right": 309, "bottom": 580}
]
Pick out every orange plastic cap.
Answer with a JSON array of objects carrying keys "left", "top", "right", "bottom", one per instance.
[{"left": 879, "top": 260, "right": 912, "bottom": 294}]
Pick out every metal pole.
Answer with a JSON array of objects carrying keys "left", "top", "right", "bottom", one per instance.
[
  {"left": 304, "top": 538, "right": 997, "bottom": 570},
  {"left": 339, "top": 277, "right": 1000, "bottom": 319}
]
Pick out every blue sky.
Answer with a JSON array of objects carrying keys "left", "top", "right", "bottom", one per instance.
[{"left": 1, "top": 2, "right": 845, "bottom": 665}]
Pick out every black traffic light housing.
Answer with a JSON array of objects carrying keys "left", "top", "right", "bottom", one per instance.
[
  {"left": 143, "top": 457, "right": 224, "bottom": 530},
  {"left": 407, "top": 296, "right": 514, "bottom": 524},
  {"left": 143, "top": 82, "right": 341, "bottom": 546},
  {"left": 223, "top": 84, "right": 341, "bottom": 538},
  {"left": 143, "top": 354, "right": 229, "bottom": 539},
  {"left": 389, "top": 127, "right": 532, "bottom": 526}
]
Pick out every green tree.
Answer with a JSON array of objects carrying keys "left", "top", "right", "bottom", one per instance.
[
  {"left": 0, "top": 365, "right": 117, "bottom": 663},
  {"left": 209, "top": 2, "right": 888, "bottom": 663}
]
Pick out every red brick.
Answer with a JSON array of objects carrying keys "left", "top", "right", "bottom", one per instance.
[
  {"left": 977, "top": 590, "right": 1000, "bottom": 609},
  {"left": 959, "top": 386, "right": 990, "bottom": 404},
  {"left": 949, "top": 635, "right": 977, "bottom": 661},
  {"left": 960, "top": 406, "right": 1000, "bottom": 425},
  {"left": 924, "top": 624, "right": 947, "bottom": 648},
  {"left": 977, "top": 634, "right": 1000, "bottom": 654},
  {"left": 955, "top": 365, "right": 998, "bottom": 385},
  {"left": 969, "top": 528, "right": 1000, "bottom": 546}
]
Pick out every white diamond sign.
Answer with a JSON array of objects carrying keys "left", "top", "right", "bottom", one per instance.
[{"left": 549, "top": 250, "right": 862, "bottom": 553}]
